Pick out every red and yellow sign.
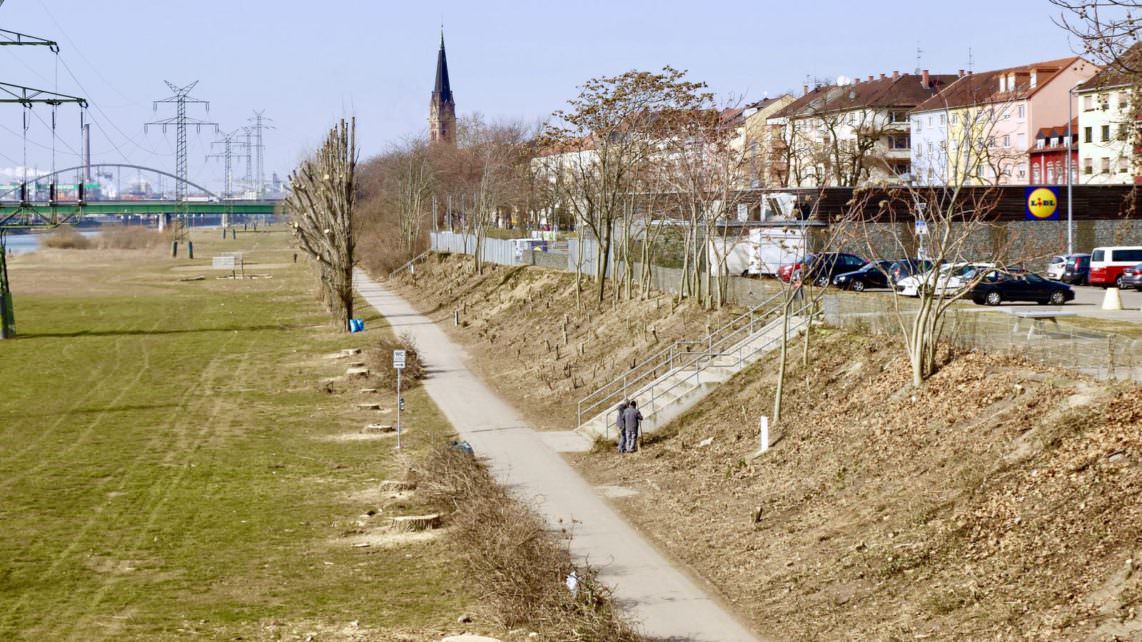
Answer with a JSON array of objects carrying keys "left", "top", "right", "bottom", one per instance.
[{"left": 1025, "top": 186, "right": 1060, "bottom": 220}]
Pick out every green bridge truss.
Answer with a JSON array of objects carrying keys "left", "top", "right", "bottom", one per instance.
[{"left": 0, "top": 200, "right": 281, "bottom": 229}]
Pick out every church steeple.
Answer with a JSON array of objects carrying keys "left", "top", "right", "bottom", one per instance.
[{"left": 429, "top": 31, "right": 456, "bottom": 144}]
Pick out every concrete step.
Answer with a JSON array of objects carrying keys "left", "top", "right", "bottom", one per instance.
[{"left": 576, "top": 316, "right": 807, "bottom": 439}]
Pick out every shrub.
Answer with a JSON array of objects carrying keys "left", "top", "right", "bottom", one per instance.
[
  {"left": 413, "top": 446, "right": 644, "bottom": 640},
  {"left": 40, "top": 225, "right": 92, "bottom": 250},
  {"left": 365, "top": 332, "right": 425, "bottom": 392},
  {"left": 97, "top": 224, "right": 169, "bottom": 250}
]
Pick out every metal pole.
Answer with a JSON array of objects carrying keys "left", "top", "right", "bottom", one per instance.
[
  {"left": 1067, "top": 86, "right": 1074, "bottom": 255},
  {"left": 396, "top": 367, "right": 402, "bottom": 450}
]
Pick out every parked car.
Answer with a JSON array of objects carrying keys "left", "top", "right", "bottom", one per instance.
[
  {"left": 1122, "top": 263, "right": 1142, "bottom": 291},
  {"left": 777, "top": 252, "right": 866, "bottom": 286},
  {"left": 970, "top": 270, "right": 1075, "bottom": 306},
  {"left": 832, "top": 260, "right": 895, "bottom": 292},
  {"left": 1089, "top": 246, "right": 1142, "bottom": 288},
  {"left": 895, "top": 262, "right": 994, "bottom": 298},
  {"left": 889, "top": 258, "right": 933, "bottom": 284},
  {"left": 1045, "top": 255, "right": 1067, "bottom": 280},
  {"left": 1060, "top": 253, "right": 1092, "bottom": 286}
]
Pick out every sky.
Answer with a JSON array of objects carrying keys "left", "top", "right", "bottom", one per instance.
[{"left": 0, "top": 0, "right": 1088, "bottom": 194}]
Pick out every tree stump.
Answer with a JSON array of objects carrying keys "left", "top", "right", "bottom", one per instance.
[{"left": 392, "top": 513, "right": 442, "bottom": 531}]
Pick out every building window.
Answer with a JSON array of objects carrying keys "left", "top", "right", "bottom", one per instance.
[
  {"left": 1031, "top": 164, "right": 1041, "bottom": 183},
  {"left": 1101, "top": 157, "right": 1111, "bottom": 174},
  {"left": 915, "top": 118, "right": 922, "bottom": 131},
  {"left": 950, "top": 114, "right": 957, "bottom": 124},
  {"left": 1101, "top": 125, "right": 1111, "bottom": 142},
  {"left": 1084, "top": 95, "right": 1094, "bottom": 111},
  {"left": 1084, "top": 127, "right": 1093, "bottom": 143},
  {"left": 1017, "top": 132, "right": 1025, "bottom": 149},
  {"left": 890, "top": 111, "right": 907, "bottom": 123},
  {"left": 888, "top": 135, "right": 910, "bottom": 150},
  {"left": 1035, "top": 138, "right": 1045, "bottom": 148},
  {"left": 1119, "top": 157, "right": 1130, "bottom": 174},
  {"left": 1017, "top": 104, "right": 1025, "bottom": 119},
  {"left": 1084, "top": 157, "right": 1093, "bottom": 175},
  {"left": 939, "top": 114, "right": 946, "bottom": 125},
  {"left": 1003, "top": 135, "right": 1011, "bottom": 147},
  {"left": 1046, "top": 163, "right": 1055, "bottom": 183}
]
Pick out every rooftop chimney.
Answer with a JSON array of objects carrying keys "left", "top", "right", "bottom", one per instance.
[
  {"left": 880, "top": 73, "right": 886, "bottom": 79},
  {"left": 802, "top": 84, "right": 809, "bottom": 96},
  {"left": 892, "top": 70, "right": 900, "bottom": 80},
  {"left": 867, "top": 75, "right": 874, "bottom": 82},
  {"left": 958, "top": 69, "right": 965, "bottom": 77},
  {"left": 922, "top": 69, "right": 930, "bottom": 87}
]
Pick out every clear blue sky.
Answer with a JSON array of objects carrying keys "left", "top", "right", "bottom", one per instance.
[{"left": 0, "top": 0, "right": 1084, "bottom": 193}]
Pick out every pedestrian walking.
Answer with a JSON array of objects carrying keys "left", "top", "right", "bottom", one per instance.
[
  {"left": 621, "top": 400, "right": 643, "bottom": 453},
  {"left": 615, "top": 400, "right": 629, "bottom": 453}
]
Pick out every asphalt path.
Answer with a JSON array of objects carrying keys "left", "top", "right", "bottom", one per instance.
[{"left": 354, "top": 270, "right": 762, "bottom": 642}]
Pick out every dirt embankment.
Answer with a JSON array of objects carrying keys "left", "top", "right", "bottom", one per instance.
[
  {"left": 393, "top": 254, "right": 740, "bottom": 430},
  {"left": 397, "top": 255, "right": 1142, "bottom": 641}
]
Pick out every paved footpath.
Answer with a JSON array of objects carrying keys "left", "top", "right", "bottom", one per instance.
[{"left": 355, "top": 270, "right": 761, "bottom": 642}]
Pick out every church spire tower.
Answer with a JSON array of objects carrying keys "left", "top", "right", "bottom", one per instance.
[{"left": 429, "top": 30, "right": 456, "bottom": 144}]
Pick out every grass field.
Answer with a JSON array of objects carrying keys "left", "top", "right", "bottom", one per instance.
[{"left": 0, "top": 228, "right": 481, "bottom": 640}]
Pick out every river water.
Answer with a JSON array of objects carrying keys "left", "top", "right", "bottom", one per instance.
[{"left": 3, "top": 231, "right": 101, "bottom": 255}]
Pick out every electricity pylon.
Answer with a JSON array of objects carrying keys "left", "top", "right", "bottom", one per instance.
[
  {"left": 145, "top": 81, "right": 217, "bottom": 201},
  {"left": 207, "top": 129, "right": 250, "bottom": 198},
  {"left": 248, "top": 110, "right": 274, "bottom": 198}
]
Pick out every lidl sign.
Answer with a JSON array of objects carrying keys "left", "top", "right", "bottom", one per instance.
[{"left": 1025, "top": 186, "right": 1060, "bottom": 220}]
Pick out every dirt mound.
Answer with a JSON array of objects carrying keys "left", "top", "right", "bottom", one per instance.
[
  {"left": 578, "top": 329, "right": 1142, "bottom": 640},
  {"left": 393, "top": 254, "right": 740, "bottom": 430}
]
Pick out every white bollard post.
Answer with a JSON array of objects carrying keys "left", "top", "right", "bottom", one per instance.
[
  {"left": 758, "top": 415, "right": 769, "bottom": 454},
  {"left": 1102, "top": 287, "right": 1124, "bottom": 311}
]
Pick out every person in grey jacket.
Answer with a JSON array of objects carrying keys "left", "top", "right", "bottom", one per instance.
[
  {"left": 621, "top": 400, "right": 643, "bottom": 453},
  {"left": 615, "top": 400, "right": 629, "bottom": 453}
]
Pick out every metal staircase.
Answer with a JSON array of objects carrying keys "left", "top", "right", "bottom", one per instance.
[{"left": 576, "top": 293, "right": 811, "bottom": 439}]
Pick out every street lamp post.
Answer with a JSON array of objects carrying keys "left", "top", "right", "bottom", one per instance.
[{"left": 1066, "top": 83, "right": 1080, "bottom": 256}]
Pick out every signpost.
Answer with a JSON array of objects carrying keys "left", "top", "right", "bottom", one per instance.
[{"left": 393, "top": 349, "right": 406, "bottom": 449}]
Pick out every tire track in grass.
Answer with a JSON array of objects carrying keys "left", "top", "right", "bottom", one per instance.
[
  {"left": 1, "top": 330, "right": 239, "bottom": 635},
  {"left": 58, "top": 340, "right": 261, "bottom": 641},
  {"left": 0, "top": 323, "right": 124, "bottom": 478}
]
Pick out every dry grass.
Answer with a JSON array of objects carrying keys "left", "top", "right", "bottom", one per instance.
[
  {"left": 96, "top": 224, "right": 170, "bottom": 250},
  {"left": 40, "top": 225, "right": 92, "bottom": 250},
  {"left": 412, "top": 446, "right": 645, "bottom": 641}
]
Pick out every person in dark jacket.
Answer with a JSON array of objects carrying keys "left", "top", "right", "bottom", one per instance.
[
  {"left": 615, "top": 400, "right": 629, "bottom": 452},
  {"left": 621, "top": 400, "right": 643, "bottom": 453}
]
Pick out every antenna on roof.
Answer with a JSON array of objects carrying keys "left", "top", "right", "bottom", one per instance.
[
  {"left": 915, "top": 42, "right": 923, "bottom": 75},
  {"left": 968, "top": 46, "right": 974, "bottom": 73}
]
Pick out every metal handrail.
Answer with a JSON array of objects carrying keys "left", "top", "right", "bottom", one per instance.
[
  {"left": 575, "top": 291, "right": 795, "bottom": 429},
  {"left": 634, "top": 309, "right": 811, "bottom": 428},
  {"left": 388, "top": 249, "right": 432, "bottom": 280}
]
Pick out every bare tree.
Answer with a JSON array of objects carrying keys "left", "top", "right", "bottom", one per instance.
[
  {"left": 542, "top": 67, "right": 708, "bottom": 303},
  {"left": 286, "top": 118, "right": 358, "bottom": 330}
]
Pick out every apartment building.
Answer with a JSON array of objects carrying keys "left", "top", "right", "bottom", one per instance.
[
  {"left": 1075, "top": 49, "right": 1139, "bottom": 184},
  {"left": 910, "top": 56, "right": 1097, "bottom": 186}
]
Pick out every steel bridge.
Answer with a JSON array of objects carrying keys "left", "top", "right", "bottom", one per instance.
[{"left": 0, "top": 163, "right": 283, "bottom": 229}]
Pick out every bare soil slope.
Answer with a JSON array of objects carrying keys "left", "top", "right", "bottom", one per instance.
[
  {"left": 397, "top": 258, "right": 1142, "bottom": 641},
  {"left": 394, "top": 254, "right": 739, "bottom": 430},
  {"left": 582, "top": 331, "right": 1142, "bottom": 641}
]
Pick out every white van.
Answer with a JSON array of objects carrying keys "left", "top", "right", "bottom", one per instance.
[{"left": 1089, "top": 246, "right": 1142, "bottom": 288}]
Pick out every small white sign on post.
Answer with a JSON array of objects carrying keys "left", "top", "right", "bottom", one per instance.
[
  {"left": 914, "top": 219, "right": 929, "bottom": 236},
  {"left": 392, "top": 349, "right": 406, "bottom": 369}
]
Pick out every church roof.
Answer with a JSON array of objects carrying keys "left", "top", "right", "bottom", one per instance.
[{"left": 434, "top": 33, "right": 453, "bottom": 103}]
